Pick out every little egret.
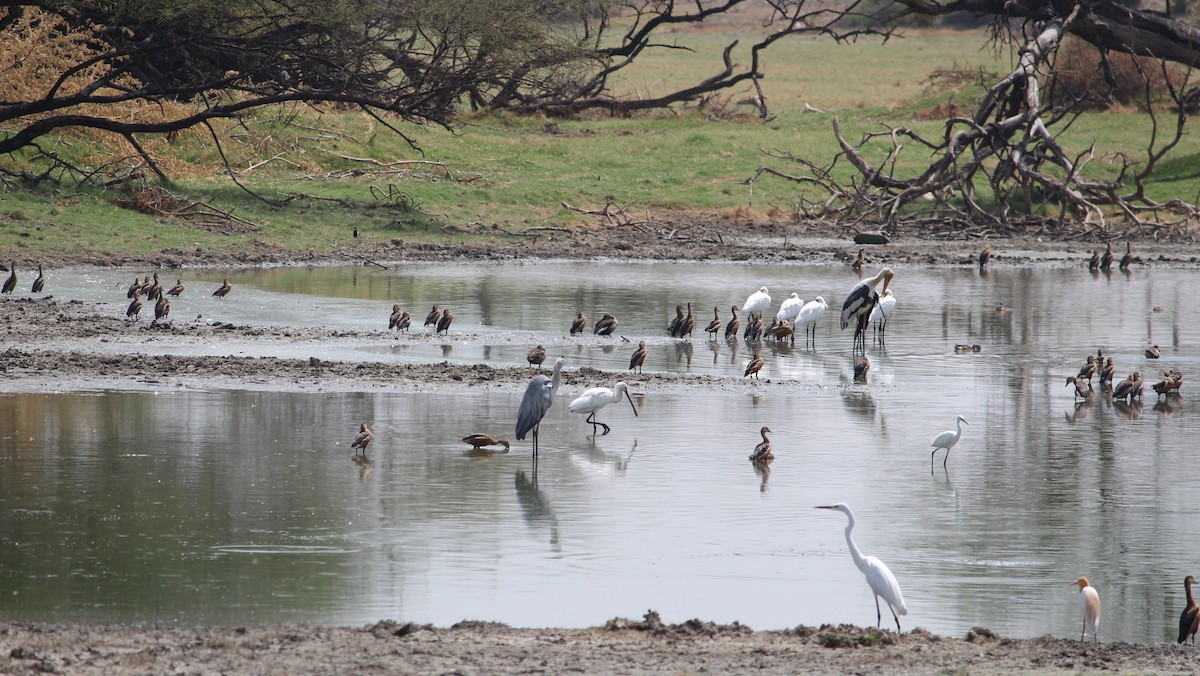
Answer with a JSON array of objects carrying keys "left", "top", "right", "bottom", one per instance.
[
  {"left": 868, "top": 289, "right": 896, "bottom": 345},
  {"left": 629, "top": 341, "right": 648, "bottom": 374},
  {"left": 570, "top": 311, "right": 587, "bottom": 335},
  {"left": 350, "top": 423, "right": 372, "bottom": 456},
  {"left": 1180, "top": 575, "right": 1199, "bottom": 644},
  {"left": 749, "top": 426, "right": 773, "bottom": 461},
  {"left": 777, "top": 292, "right": 804, "bottom": 324},
  {"left": 516, "top": 356, "right": 565, "bottom": 457},
  {"left": 568, "top": 381, "right": 638, "bottom": 436},
  {"left": 742, "top": 287, "right": 772, "bottom": 317},
  {"left": 841, "top": 268, "right": 894, "bottom": 353},
  {"left": 2, "top": 261, "right": 15, "bottom": 294},
  {"left": 594, "top": 313, "right": 618, "bottom": 336},
  {"left": 796, "top": 296, "right": 828, "bottom": 348},
  {"left": 704, "top": 306, "right": 722, "bottom": 338},
  {"left": 462, "top": 434, "right": 510, "bottom": 451},
  {"left": 212, "top": 279, "right": 232, "bottom": 298},
  {"left": 31, "top": 264, "right": 45, "bottom": 293},
  {"left": 930, "top": 415, "right": 968, "bottom": 471},
  {"left": 815, "top": 503, "right": 908, "bottom": 632},
  {"left": 1070, "top": 576, "right": 1101, "bottom": 643}
]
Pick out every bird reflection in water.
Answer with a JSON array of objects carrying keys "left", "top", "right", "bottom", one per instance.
[
  {"left": 674, "top": 340, "right": 693, "bottom": 367},
  {"left": 440, "top": 343, "right": 453, "bottom": 358},
  {"left": 1114, "top": 399, "right": 1143, "bottom": 420},
  {"left": 351, "top": 454, "right": 373, "bottom": 481},
  {"left": 601, "top": 344, "right": 616, "bottom": 354},
  {"left": 752, "top": 458, "right": 771, "bottom": 493},
  {"left": 578, "top": 438, "right": 638, "bottom": 475},
  {"left": 707, "top": 340, "right": 721, "bottom": 366},
  {"left": 514, "top": 470, "right": 560, "bottom": 551},
  {"left": 1153, "top": 394, "right": 1181, "bottom": 417},
  {"left": 1065, "top": 397, "right": 1095, "bottom": 423}
]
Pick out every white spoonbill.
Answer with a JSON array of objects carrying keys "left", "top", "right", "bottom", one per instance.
[
  {"left": 742, "top": 287, "right": 772, "bottom": 317},
  {"left": 795, "top": 296, "right": 828, "bottom": 348},
  {"left": 568, "top": 381, "right": 638, "bottom": 435},
  {"left": 516, "top": 356, "right": 565, "bottom": 457},
  {"left": 776, "top": 292, "right": 804, "bottom": 324},
  {"left": 868, "top": 289, "right": 896, "bottom": 345},
  {"left": 815, "top": 503, "right": 908, "bottom": 632},
  {"left": 841, "top": 267, "right": 894, "bottom": 353},
  {"left": 1071, "top": 576, "right": 1101, "bottom": 643},
  {"left": 930, "top": 415, "right": 968, "bottom": 471}
]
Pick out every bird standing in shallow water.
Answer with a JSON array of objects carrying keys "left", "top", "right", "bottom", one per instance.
[
  {"left": 629, "top": 341, "right": 647, "bottom": 374},
  {"left": 796, "top": 296, "right": 828, "bottom": 348},
  {"left": 978, "top": 246, "right": 991, "bottom": 269},
  {"left": 436, "top": 308, "right": 454, "bottom": 334},
  {"left": 1071, "top": 576, "right": 1101, "bottom": 643},
  {"left": 815, "top": 503, "right": 908, "bottom": 632},
  {"left": 667, "top": 304, "right": 685, "bottom": 337},
  {"left": 516, "top": 356, "right": 565, "bottom": 458},
  {"left": 153, "top": 295, "right": 170, "bottom": 324},
  {"left": 749, "top": 426, "right": 773, "bottom": 461},
  {"left": 704, "top": 306, "right": 722, "bottom": 338},
  {"left": 127, "top": 277, "right": 141, "bottom": 299},
  {"left": 526, "top": 345, "right": 546, "bottom": 368},
  {"left": 841, "top": 268, "right": 894, "bottom": 353},
  {"left": 742, "top": 287, "right": 772, "bottom": 318},
  {"left": 1100, "top": 242, "right": 1114, "bottom": 271},
  {"left": 851, "top": 248, "right": 866, "bottom": 272},
  {"left": 1179, "top": 575, "right": 1199, "bottom": 645},
  {"left": 1146, "top": 345, "right": 1161, "bottom": 359},
  {"left": 424, "top": 304, "right": 441, "bottom": 328},
  {"left": 724, "top": 305, "right": 741, "bottom": 340},
  {"left": 1099, "top": 358, "right": 1116, "bottom": 389},
  {"left": 1120, "top": 241, "right": 1133, "bottom": 270},
  {"left": 1066, "top": 376, "right": 1092, "bottom": 401},
  {"left": 854, "top": 355, "right": 870, "bottom": 383},
  {"left": 593, "top": 313, "right": 618, "bottom": 336},
  {"left": 212, "top": 279, "right": 232, "bottom": 298},
  {"left": 166, "top": 278, "right": 185, "bottom": 297},
  {"left": 1088, "top": 250, "right": 1100, "bottom": 271},
  {"left": 869, "top": 289, "right": 895, "bottom": 346},
  {"left": 389, "top": 304, "right": 405, "bottom": 330},
  {"left": 1077, "top": 355, "right": 1097, "bottom": 383},
  {"left": 570, "top": 311, "right": 587, "bottom": 335},
  {"left": 930, "top": 415, "right": 968, "bottom": 471},
  {"left": 744, "top": 349, "right": 764, "bottom": 379},
  {"left": 126, "top": 290, "right": 143, "bottom": 321},
  {"left": 462, "top": 434, "right": 510, "bottom": 452},
  {"left": 350, "top": 423, "right": 372, "bottom": 456},
  {"left": 568, "top": 381, "right": 638, "bottom": 436},
  {"left": 2, "top": 262, "right": 15, "bottom": 295},
  {"left": 31, "top": 264, "right": 45, "bottom": 293}
]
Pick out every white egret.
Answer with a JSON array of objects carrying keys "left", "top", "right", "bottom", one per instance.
[
  {"left": 1070, "top": 576, "right": 1101, "bottom": 643},
  {"left": 516, "top": 356, "right": 565, "bottom": 457},
  {"left": 841, "top": 268, "right": 893, "bottom": 353},
  {"left": 930, "top": 415, "right": 967, "bottom": 471},
  {"left": 568, "top": 381, "right": 638, "bottom": 435},
  {"left": 776, "top": 292, "right": 804, "bottom": 324},
  {"left": 350, "top": 423, "right": 372, "bottom": 456},
  {"left": 742, "top": 287, "right": 772, "bottom": 317},
  {"left": 815, "top": 503, "right": 908, "bottom": 632},
  {"left": 868, "top": 289, "right": 896, "bottom": 345},
  {"left": 1180, "top": 575, "right": 1198, "bottom": 645},
  {"left": 795, "top": 296, "right": 828, "bottom": 348}
]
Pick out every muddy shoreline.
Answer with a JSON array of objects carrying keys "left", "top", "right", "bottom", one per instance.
[{"left": 6, "top": 227, "right": 1200, "bottom": 674}]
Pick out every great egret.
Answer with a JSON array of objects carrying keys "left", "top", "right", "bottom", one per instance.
[
  {"left": 569, "top": 311, "right": 587, "bottom": 335},
  {"left": 841, "top": 267, "right": 894, "bottom": 353},
  {"left": 593, "top": 313, "right": 618, "bottom": 336},
  {"left": 749, "top": 426, "right": 773, "bottom": 461},
  {"left": 777, "top": 292, "right": 804, "bottom": 324},
  {"left": 868, "top": 289, "right": 895, "bottom": 345},
  {"left": 527, "top": 345, "right": 547, "bottom": 368},
  {"left": 166, "top": 278, "right": 185, "bottom": 297},
  {"left": 212, "top": 279, "right": 232, "bottom": 298},
  {"left": 1146, "top": 345, "right": 1161, "bottom": 359},
  {"left": 1070, "top": 576, "right": 1101, "bottom": 643},
  {"left": 568, "top": 381, "right": 638, "bottom": 435},
  {"left": 704, "top": 306, "right": 722, "bottom": 337},
  {"left": 1119, "top": 241, "right": 1133, "bottom": 270},
  {"left": 930, "top": 415, "right": 968, "bottom": 471},
  {"left": 436, "top": 309, "right": 454, "bottom": 334},
  {"left": 31, "top": 264, "right": 45, "bottom": 293},
  {"left": 743, "top": 287, "right": 772, "bottom": 317},
  {"left": 815, "top": 503, "right": 908, "bottom": 632},
  {"left": 423, "top": 304, "right": 441, "bottom": 327},
  {"left": 516, "top": 356, "right": 565, "bottom": 457},
  {"left": 2, "top": 261, "right": 15, "bottom": 295},
  {"left": 1180, "top": 575, "right": 1198, "bottom": 644},
  {"left": 629, "top": 341, "right": 647, "bottom": 374},
  {"left": 350, "top": 423, "right": 373, "bottom": 456},
  {"left": 1100, "top": 242, "right": 1114, "bottom": 271},
  {"left": 462, "top": 434, "right": 510, "bottom": 451},
  {"left": 796, "top": 296, "right": 828, "bottom": 348},
  {"left": 724, "top": 305, "right": 741, "bottom": 340}
]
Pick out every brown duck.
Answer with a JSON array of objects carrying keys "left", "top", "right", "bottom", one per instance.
[
  {"left": 704, "top": 306, "right": 722, "bottom": 337},
  {"left": 126, "top": 290, "right": 143, "bottom": 321},
  {"left": 31, "top": 264, "right": 45, "bottom": 293},
  {"left": 629, "top": 340, "right": 647, "bottom": 374},
  {"left": 462, "top": 433, "right": 510, "bottom": 451},
  {"left": 744, "top": 350, "right": 764, "bottom": 379},
  {"left": 724, "top": 305, "right": 740, "bottom": 339},
  {"left": 212, "top": 279, "right": 232, "bottom": 298},
  {"left": 436, "top": 308, "right": 454, "bottom": 334},
  {"left": 166, "top": 278, "right": 185, "bottom": 297},
  {"left": 350, "top": 423, "right": 373, "bottom": 455},
  {"left": 749, "top": 426, "right": 773, "bottom": 462},
  {"left": 570, "top": 311, "right": 587, "bottom": 335},
  {"left": 2, "top": 261, "right": 15, "bottom": 295},
  {"left": 424, "top": 304, "right": 441, "bottom": 327},
  {"left": 593, "top": 313, "right": 618, "bottom": 336},
  {"left": 527, "top": 345, "right": 547, "bottom": 368}
]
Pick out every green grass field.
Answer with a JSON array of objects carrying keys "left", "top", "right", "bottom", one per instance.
[{"left": 1, "top": 26, "right": 1195, "bottom": 261}]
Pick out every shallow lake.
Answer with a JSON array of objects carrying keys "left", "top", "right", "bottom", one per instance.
[{"left": 2, "top": 260, "right": 1198, "bottom": 643}]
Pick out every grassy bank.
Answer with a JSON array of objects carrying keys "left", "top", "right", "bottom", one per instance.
[{"left": 2, "top": 27, "right": 1195, "bottom": 263}]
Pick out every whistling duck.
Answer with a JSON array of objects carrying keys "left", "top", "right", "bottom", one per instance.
[
  {"left": 593, "top": 313, "right": 617, "bottom": 336},
  {"left": 462, "top": 434, "right": 510, "bottom": 451},
  {"left": 629, "top": 341, "right": 647, "bottom": 374},
  {"left": 749, "top": 426, "right": 773, "bottom": 461},
  {"left": 212, "top": 279, "right": 232, "bottom": 298},
  {"left": 526, "top": 345, "right": 547, "bottom": 368},
  {"left": 570, "top": 311, "right": 587, "bottom": 335},
  {"left": 704, "top": 306, "right": 722, "bottom": 337},
  {"left": 31, "top": 264, "right": 45, "bottom": 293},
  {"left": 350, "top": 423, "right": 372, "bottom": 455},
  {"left": 724, "top": 305, "right": 740, "bottom": 339}
]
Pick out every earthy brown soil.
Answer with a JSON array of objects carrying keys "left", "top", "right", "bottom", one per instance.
[{"left": 5, "top": 221, "right": 1200, "bottom": 674}]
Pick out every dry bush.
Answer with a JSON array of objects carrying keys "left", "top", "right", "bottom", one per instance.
[{"left": 1050, "top": 35, "right": 1185, "bottom": 110}]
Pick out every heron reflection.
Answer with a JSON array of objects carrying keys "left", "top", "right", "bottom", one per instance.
[{"left": 514, "top": 470, "right": 560, "bottom": 551}]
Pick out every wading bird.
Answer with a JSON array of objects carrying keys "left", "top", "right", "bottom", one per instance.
[
  {"left": 1152, "top": 375, "right": 1181, "bottom": 399},
  {"left": 350, "top": 423, "right": 372, "bottom": 456},
  {"left": 31, "top": 264, "right": 45, "bottom": 293},
  {"left": 1120, "top": 242, "right": 1133, "bottom": 270},
  {"left": 2, "top": 262, "right": 15, "bottom": 295},
  {"left": 815, "top": 503, "right": 908, "bottom": 632},
  {"left": 212, "top": 279, "right": 232, "bottom": 298},
  {"left": 777, "top": 292, "right": 804, "bottom": 326},
  {"left": 570, "top": 311, "right": 587, "bottom": 335},
  {"left": 462, "top": 434, "right": 510, "bottom": 452},
  {"left": 126, "top": 290, "right": 143, "bottom": 321},
  {"left": 744, "top": 349, "right": 764, "bottom": 379},
  {"left": 749, "top": 426, "right": 773, "bottom": 461},
  {"left": 1113, "top": 372, "right": 1144, "bottom": 402},
  {"left": 841, "top": 268, "right": 894, "bottom": 353},
  {"left": 629, "top": 341, "right": 647, "bottom": 374},
  {"left": 854, "top": 355, "right": 870, "bottom": 383},
  {"left": 869, "top": 289, "right": 896, "bottom": 346},
  {"left": 1100, "top": 242, "right": 1114, "bottom": 271},
  {"left": 527, "top": 345, "right": 547, "bottom": 368},
  {"left": 725, "top": 305, "right": 741, "bottom": 340},
  {"left": 388, "top": 304, "right": 405, "bottom": 330},
  {"left": 1088, "top": 250, "right": 1100, "bottom": 271},
  {"left": 516, "top": 356, "right": 565, "bottom": 458},
  {"left": 1070, "top": 576, "right": 1101, "bottom": 643},
  {"left": 145, "top": 272, "right": 161, "bottom": 301},
  {"left": 436, "top": 308, "right": 454, "bottom": 334},
  {"left": 153, "top": 295, "right": 170, "bottom": 324},
  {"left": 742, "top": 287, "right": 772, "bottom": 318},
  {"left": 568, "top": 381, "right": 638, "bottom": 436},
  {"left": 168, "top": 278, "right": 186, "bottom": 297},
  {"left": 851, "top": 248, "right": 866, "bottom": 272},
  {"left": 1099, "top": 358, "right": 1116, "bottom": 389},
  {"left": 593, "top": 313, "right": 618, "bottom": 336},
  {"left": 978, "top": 246, "right": 991, "bottom": 269},
  {"left": 1077, "top": 355, "right": 1097, "bottom": 383},
  {"left": 954, "top": 344, "right": 982, "bottom": 352},
  {"left": 930, "top": 415, "right": 968, "bottom": 471},
  {"left": 1179, "top": 575, "right": 1199, "bottom": 645},
  {"left": 796, "top": 296, "right": 828, "bottom": 348},
  {"left": 744, "top": 312, "right": 763, "bottom": 342},
  {"left": 1066, "top": 376, "right": 1093, "bottom": 401},
  {"left": 424, "top": 304, "right": 441, "bottom": 328},
  {"left": 704, "top": 306, "right": 722, "bottom": 338},
  {"left": 126, "top": 276, "right": 141, "bottom": 299},
  {"left": 681, "top": 302, "right": 695, "bottom": 338},
  {"left": 667, "top": 304, "right": 685, "bottom": 337},
  {"left": 1146, "top": 345, "right": 1161, "bottom": 359}
]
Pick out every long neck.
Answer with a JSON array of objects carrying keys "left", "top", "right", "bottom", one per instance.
[
  {"left": 956, "top": 418, "right": 964, "bottom": 435},
  {"left": 761, "top": 429, "right": 770, "bottom": 442},
  {"left": 1188, "top": 579, "right": 1196, "bottom": 607},
  {"left": 550, "top": 360, "right": 563, "bottom": 393},
  {"left": 843, "top": 514, "right": 869, "bottom": 573}
]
